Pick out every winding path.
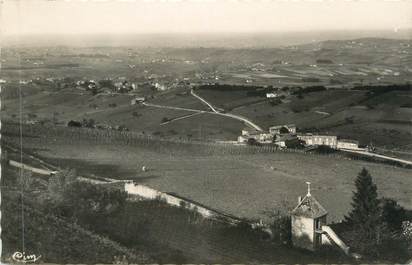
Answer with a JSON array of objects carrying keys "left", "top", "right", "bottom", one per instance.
[
  {"left": 144, "top": 98, "right": 263, "bottom": 131},
  {"left": 190, "top": 89, "right": 220, "bottom": 113},
  {"left": 143, "top": 102, "right": 207, "bottom": 113},
  {"left": 190, "top": 89, "right": 263, "bottom": 131}
]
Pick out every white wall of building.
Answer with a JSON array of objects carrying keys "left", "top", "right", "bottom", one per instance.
[
  {"left": 291, "top": 215, "right": 315, "bottom": 251},
  {"left": 337, "top": 141, "right": 362, "bottom": 150},
  {"left": 298, "top": 135, "right": 338, "bottom": 148}
]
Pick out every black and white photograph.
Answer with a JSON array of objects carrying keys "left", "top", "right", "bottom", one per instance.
[{"left": 1, "top": 0, "right": 412, "bottom": 263}]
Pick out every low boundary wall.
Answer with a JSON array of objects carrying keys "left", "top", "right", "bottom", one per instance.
[
  {"left": 124, "top": 182, "right": 274, "bottom": 236},
  {"left": 9, "top": 160, "right": 56, "bottom": 176},
  {"left": 124, "top": 182, "right": 243, "bottom": 225}
]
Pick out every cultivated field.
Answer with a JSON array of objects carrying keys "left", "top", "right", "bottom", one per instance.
[
  {"left": 197, "top": 85, "right": 412, "bottom": 151},
  {"left": 1, "top": 85, "right": 246, "bottom": 141},
  {"left": 4, "top": 124, "right": 411, "bottom": 223}
]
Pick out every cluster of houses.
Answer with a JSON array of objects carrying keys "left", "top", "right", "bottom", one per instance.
[
  {"left": 238, "top": 124, "right": 364, "bottom": 151},
  {"left": 76, "top": 79, "right": 138, "bottom": 93}
]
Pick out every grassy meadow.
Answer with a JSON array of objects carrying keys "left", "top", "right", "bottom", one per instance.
[{"left": 3, "top": 123, "right": 411, "bottom": 223}]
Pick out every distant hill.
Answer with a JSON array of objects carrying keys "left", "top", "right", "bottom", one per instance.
[
  {"left": 4, "top": 29, "right": 412, "bottom": 48},
  {"left": 146, "top": 37, "right": 412, "bottom": 66}
]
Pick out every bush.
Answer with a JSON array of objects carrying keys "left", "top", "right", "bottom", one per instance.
[
  {"left": 292, "top": 86, "right": 326, "bottom": 96},
  {"left": 341, "top": 169, "right": 411, "bottom": 261},
  {"left": 82, "top": 118, "right": 95, "bottom": 128},
  {"left": 247, "top": 138, "right": 261, "bottom": 146},
  {"left": 47, "top": 181, "right": 127, "bottom": 228},
  {"left": 381, "top": 198, "right": 407, "bottom": 231},
  {"left": 269, "top": 98, "right": 282, "bottom": 106},
  {"left": 1, "top": 193, "right": 138, "bottom": 264},
  {"left": 67, "top": 120, "right": 82, "bottom": 127},
  {"left": 314, "top": 145, "right": 336, "bottom": 154},
  {"left": 161, "top": 117, "right": 170, "bottom": 123}
]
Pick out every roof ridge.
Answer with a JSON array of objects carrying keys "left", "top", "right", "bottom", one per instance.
[{"left": 291, "top": 194, "right": 328, "bottom": 218}]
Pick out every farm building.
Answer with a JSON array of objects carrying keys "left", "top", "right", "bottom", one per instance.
[
  {"left": 237, "top": 135, "right": 249, "bottom": 144},
  {"left": 248, "top": 132, "right": 273, "bottom": 144},
  {"left": 154, "top": 82, "right": 168, "bottom": 91},
  {"left": 238, "top": 128, "right": 273, "bottom": 144},
  {"left": 297, "top": 134, "right": 338, "bottom": 149},
  {"left": 269, "top": 124, "right": 297, "bottom": 135},
  {"left": 266, "top": 92, "right": 278, "bottom": 98},
  {"left": 131, "top": 97, "right": 146, "bottom": 105},
  {"left": 241, "top": 128, "right": 260, "bottom": 136},
  {"left": 239, "top": 124, "right": 299, "bottom": 145},
  {"left": 337, "top": 139, "right": 360, "bottom": 150},
  {"left": 291, "top": 186, "right": 328, "bottom": 251},
  {"left": 273, "top": 134, "right": 301, "bottom": 148}
]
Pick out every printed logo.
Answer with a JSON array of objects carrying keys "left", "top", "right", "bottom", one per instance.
[{"left": 12, "top": 252, "right": 42, "bottom": 263}]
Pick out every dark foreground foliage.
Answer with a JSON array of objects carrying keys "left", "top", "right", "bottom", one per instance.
[{"left": 341, "top": 168, "right": 411, "bottom": 262}]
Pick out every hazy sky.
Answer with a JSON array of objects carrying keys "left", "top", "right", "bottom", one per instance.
[{"left": 2, "top": 0, "right": 412, "bottom": 35}]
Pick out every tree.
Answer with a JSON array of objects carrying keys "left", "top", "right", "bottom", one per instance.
[
  {"left": 345, "top": 168, "right": 380, "bottom": 225},
  {"left": 380, "top": 198, "right": 406, "bottom": 232},
  {"left": 265, "top": 199, "right": 293, "bottom": 244},
  {"left": 344, "top": 168, "right": 383, "bottom": 255},
  {"left": 82, "top": 118, "right": 95, "bottom": 128},
  {"left": 279, "top": 127, "right": 289, "bottom": 134},
  {"left": 47, "top": 169, "right": 77, "bottom": 202},
  {"left": 58, "top": 182, "right": 127, "bottom": 228},
  {"left": 342, "top": 168, "right": 411, "bottom": 261},
  {"left": 67, "top": 120, "right": 82, "bottom": 127},
  {"left": 247, "top": 138, "right": 260, "bottom": 146}
]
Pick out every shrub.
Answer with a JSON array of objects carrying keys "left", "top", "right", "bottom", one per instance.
[
  {"left": 82, "top": 118, "right": 95, "bottom": 128},
  {"left": 161, "top": 117, "right": 170, "bottom": 123},
  {"left": 48, "top": 180, "right": 127, "bottom": 227},
  {"left": 247, "top": 138, "right": 261, "bottom": 146},
  {"left": 269, "top": 98, "right": 282, "bottom": 106},
  {"left": 380, "top": 198, "right": 407, "bottom": 231},
  {"left": 342, "top": 169, "right": 410, "bottom": 261},
  {"left": 67, "top": 120, "right": 82, "bottom": 127},
  {"left": 314, "top": 145, "right": 336, "bottom": 154}
]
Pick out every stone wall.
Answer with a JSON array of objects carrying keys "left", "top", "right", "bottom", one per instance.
[{"left": 125, "top": 182, "right": 227, "bottom": 220}]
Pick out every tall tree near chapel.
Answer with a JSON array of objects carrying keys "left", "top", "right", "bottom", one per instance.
[{"left": 345, "top": 168, "right": 382, "bottom": 243}]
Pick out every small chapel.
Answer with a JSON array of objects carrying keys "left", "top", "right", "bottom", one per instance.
[{"left": 291, "top": 182, "right": 350, "bottom": 254}]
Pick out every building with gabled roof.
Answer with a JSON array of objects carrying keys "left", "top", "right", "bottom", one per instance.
[
  {"left": 291, "top": 183, "right": 351, "bottom": 256},
  {"left": 269, "top": 124, "right": 296, "bottom": 135},
  {"left": 291, "top": 182, "right": 328, "bottom": 251},
  {"left": 291, "top": 192, "right": 328, "bottom": 219}
]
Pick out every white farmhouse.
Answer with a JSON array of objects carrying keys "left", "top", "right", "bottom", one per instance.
[
  {"left": 337, "top": 139, "right": 360, "bottom": 150},
  {"left": 266, "top": 93, "right": 278, "bottom": 98}
]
